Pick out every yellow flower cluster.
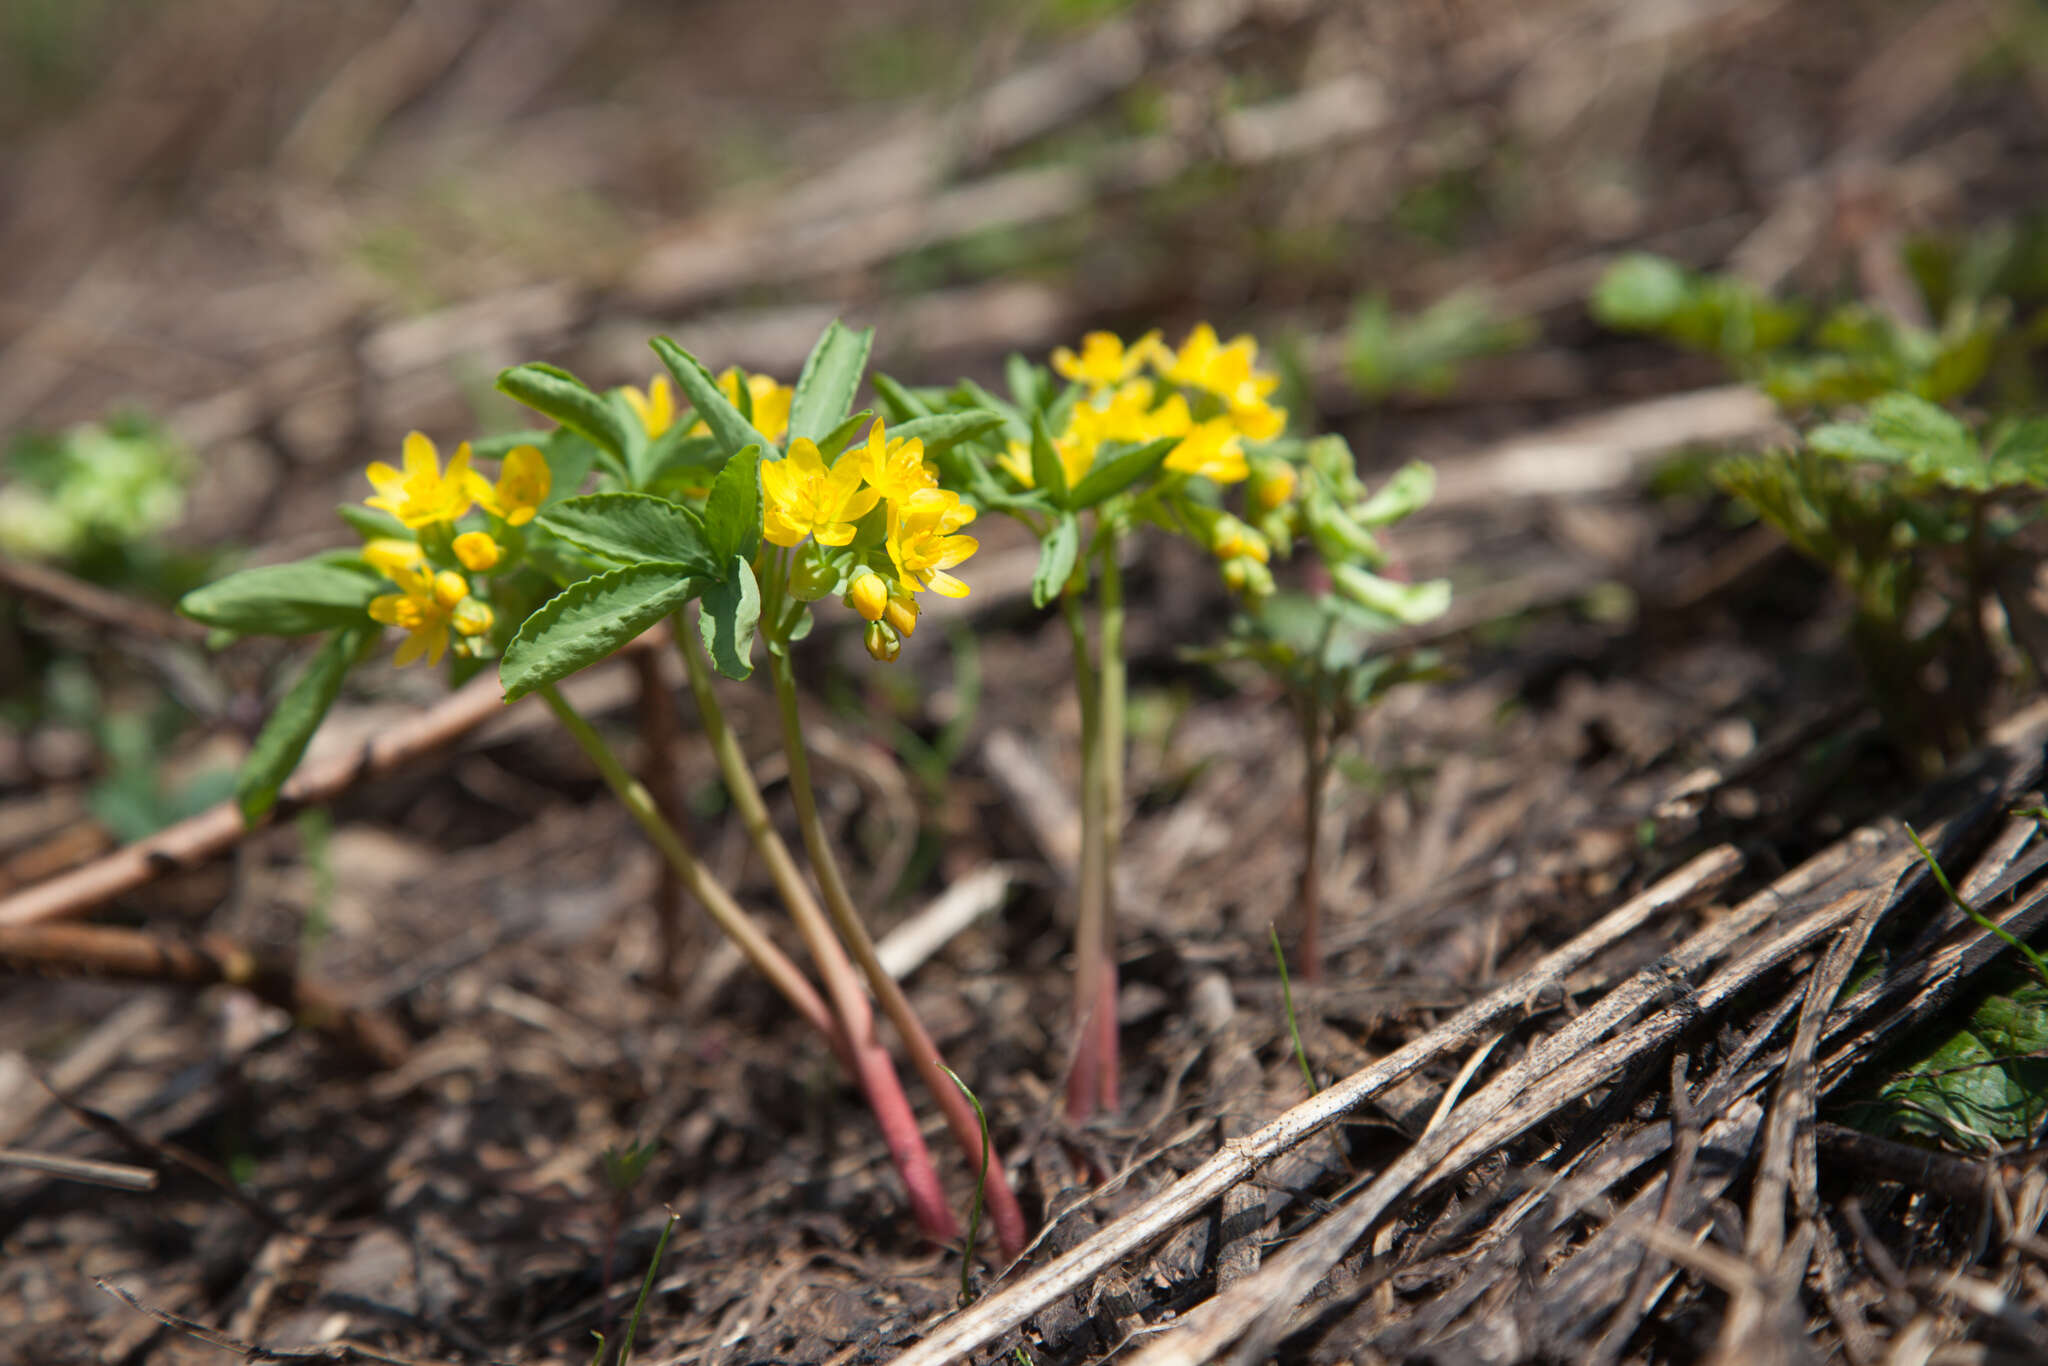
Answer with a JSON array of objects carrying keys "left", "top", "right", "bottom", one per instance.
[
  {"left": 760, "top": 419, "right": 979, "bottom": 661},
  {"left": 359, "top": 433, "right": 551, "bottom": 666},
  {"left": 1003, "top": 324, "right": 1287, "bottom": 494}
]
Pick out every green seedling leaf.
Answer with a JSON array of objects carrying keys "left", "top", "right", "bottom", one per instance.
[
  {"left": 1029, "top": 411, "right": 1070, "bottom": 508},
  {"left": 1031, "top": 512, "right": 1080, "bottom": 608},
  {"left": 500, "top": 564, "right": 699, "bottom": 701},
  {"left": 179, "top": 558, "right": 384, "bottom": 636},
  {"left": 236, "top": 626, "right": 370, "bottom": 825},
  {"left": 1332, "top": 565, "right": 1451, "bottom": 624},
  {"left": 496, "top": 364, "right": 629, "bottom": 482},
  {"left": 1990, "top": 418, "right": 2048, "bottom": 487},
  {"left": 789, "top": 320, "right": 875, "bottom": 445},
  {"left": 1070, "top": 436, "right": 1177, "bottom": 509},
  {"left": 702, "top": 444, "right": 762, "bottom": 567},
  {"left": 1869, "top": 392, "right": 1978, "bottom": 480},
  {"left": 650, "top": 337, "right": 779, "bottom": 459},
  {"left": 536, "top": 493, "right": 718, "bottom": 576},
  {"left": 699, "top": 556, "right": 761, "bottom": 680}
]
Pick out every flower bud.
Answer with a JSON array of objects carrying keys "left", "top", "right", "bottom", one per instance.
[
  {"left": 846, "top": 568, "right": 889, "bottom": 622},
  {"left": 452, "top": 531, "right": 502, "bottom": 572},
  {"left": 789, "top": 541, "right": 840, "bottom": 602},
  {"left": 431, "top": 570, "right": 470, "bottom": 611},
  {"left": 452, "top": 597, "right": 494, "bottom": 637},
  {"left": 1221, "top": 555, "right": 1274, "bottom": 601},
  {"left": 883, "top": 588, "right": 920, "bottom": 639},
  {"left": 1249, "top": 458, "right": 1296, "bottom": 511},
  {"left": 1210, "top": 514, "right": 1269, "bottom": 565},
  {"left": 864, "top": 620, "right": 901, "bottom": 662}
]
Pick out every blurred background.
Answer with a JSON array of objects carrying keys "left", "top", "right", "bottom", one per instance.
[{"left": 5, "top": 0, "right": 2043, "bottom": 558}]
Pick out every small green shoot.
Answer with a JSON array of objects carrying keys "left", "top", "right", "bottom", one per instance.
[
  {"left": 1905, "top": 823, "right": 2048, "bottom": 987},
  {"left": 939, "top": 1063, "right": 994, "bottom": 1306},
  {"left": 590, "top": 1209, "right": 678, "bottom": 1366},
  {"left": 1270, "top": 925, "right": 1317, "bottom": 1096}
]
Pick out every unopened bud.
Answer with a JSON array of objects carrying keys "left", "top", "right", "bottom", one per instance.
[
  {"left": 431, "top": 570, "right": 470, "bottom": 611},
  {"left": 452, "top": 597, "right": 494, "bottom": 637},
  {"left": 846, "top": 569, "right": 889, "bottom": 622},
  {"left": 883, "top": 589, "right": 920, "bottom": 639},
  {"left": 864, "top": 620, "right": 901, "bottom": 662},
  {"left": 1221, "top": 555, "right": 1274, "bottom": 601},
  {"left": 1249, "top": 458, "right": 1297, "bottom": 512},
  {"left": 789, "top": 542, "right": 839, "bottom": 602},
  {"left": 453, "top": 531, "right": 502, "bottom": 571}
]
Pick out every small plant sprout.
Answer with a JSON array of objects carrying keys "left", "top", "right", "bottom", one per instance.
[
  {"left": 178, "top": 320, "right": 1026, "bottom": 1258},
  {"left": 1592, "top": 240, "right": 2048, "bottom": 773}
]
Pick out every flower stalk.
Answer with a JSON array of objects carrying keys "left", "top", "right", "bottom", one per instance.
[
  {"left": 675, "top": 616, "right": 959, "bottom": 1247},
  {"left": 766, "top": 644, "right": 1028, "bottom": 1259}
]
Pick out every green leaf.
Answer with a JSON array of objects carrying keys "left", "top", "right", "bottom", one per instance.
[
  {"left": 540, "top": 428, "right": 599, "bottom": 504},
  {"left": 500, "top": 564, "right": 699, "bottom": 702},
  {"left": 1807, "top": 421, "right": 1904, "bottom": 463},
  {"left": 1990, "top": 418, "right": 2048, "bottom": 487},
  {"left": 179, "top": 558, "right": 384, "bottom": 636},
  {"left": 872, "top": 372, "right": 933, "bottom": 421},
  {"left": 1331, "top": 565, "right": 1451, "bottom": 624},
  {"left": 703, "top": 444, "right": 762, "bottom": 567},
  {"left": 1031, "top": 513, "right": 1080, "bottom": 608},
  {"left": 1848, "top": 973, "right": 2048, "bottom": 1148},
  {"left": 818, "top": 409, "right": 874, "bottom": 463},
  {"left": 338, "top": 504, "right": 409, "bottom": 542},
  {"left": 236, "top": 627, "right": 368, "bottom": 824},
  {"left": 630, "top": 428, "right": 717, "bottom": 490},
  {"left": 884, "top": 411, "right": 1005, "bottom": 459},
  {"left": 650, "top": 337, "right": 778, "bottom": 459},
  {"left": 1869, "top": 392, "right": 1977, "bottom": 477},
  {"left": 789, "top": 320, "right": 874, "bottom": 446},
  {"left": 1070, "top": 436, "right": 1177, "bottom": 508},
  {"left": 1354, "top": 461, "right": 1437, "bottom": 525},
  {"left": 1591, "top": 255, "right": 1691, "bottom": 331},
  {"left": 1006, "top": 353, "right": 1044, "bottom": 415},
  {"left": 536, "top": 493, "right": 717, "bottom": 576},
  {"left": 1029, "top": 411, "right": 1070, "bottom": 508},
  {"left": 699, "top": 557, "right": 761, "bottom": 680},
  {"left": 470, "top": 428, "right": 556, "bottom": 461},
  {"left": 496, "top": 364, "right": 629, "bottom": 482}
]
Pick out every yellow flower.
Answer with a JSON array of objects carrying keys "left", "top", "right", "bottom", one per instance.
[
  {"left": 1165, "top": 417, "right": 1249, "bottom": 484},
  {"left": 363, "top": 538, "right": 425, "bottom": 579},
  {"left": 689, "top": 369, "right": 794, "bottom": 444},
  {"left": 854, "top": 419, "right": 936, "bottom": 504},
  {"left": 368, "top": 565, "right": 472, "bottom": 667},
  {"left": 364, "top": 433, "right": 490, "bottom": 529},
  {"left": 622, "top": 376, "right": 675, "bottom": 439},
  {"left": 761, "top": 438, "right": 881, "bottom": 548},
  {"left": 1051, "top": 330, "right": 1160, "bottom": 388},
  {"left": 1157, "top": 323, "right": 1286, "bottom": 440},
  {"left": 887, "top": 488, "right": 978, "bottom": 598},
  {"left": 452, "top": 531, "right": 502, "bottom": 571},
  {"left": 847, "top": 568, "right": 890, "bottom": 622},
  {"left": 478, "top": 445, "right": 550, "bottom": 527}
]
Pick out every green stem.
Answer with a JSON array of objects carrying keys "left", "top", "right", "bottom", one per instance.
[
  {"left": 674, "top": 618, "right": 959, "bottom": 1244},
  {"left": 535, "top": 684, "right": 838, "bottom": 1049},
  {"left": 1092, "top": 539, "right": 1125, "bottom": 1114},
  {"left": 766, "top": 648, "right": 1028, "bottom": 1259},
  {"left": 1059, "top": 578, "right": 1112, "bottom": 1122}
]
